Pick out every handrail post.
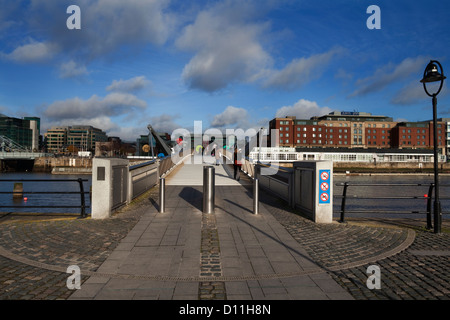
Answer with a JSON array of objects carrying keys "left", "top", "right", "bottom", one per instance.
[
  {"left": 340, "top": 182, "right": 348, "bottom": 223},
  {"left": 77, "top": 178, "right": 86, "bottom": 219},
  {"left": 253, "top": 177, "right": 259, "bottom": 215},
  {"left": 159, "top": 177, "right": 165, "bottom": 213},
  {"left": 426, "top": 183, "right": 434, "bottom": 230}
]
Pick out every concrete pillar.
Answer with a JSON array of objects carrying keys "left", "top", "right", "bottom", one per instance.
[
  {"left": 91, "top": 158, "right": 129, "bottom": 219},
  {"left": 293, "top": 161, "right": 333, "bottom": 224}
]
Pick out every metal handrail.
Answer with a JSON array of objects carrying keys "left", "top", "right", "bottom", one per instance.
[
  {"left": 337, "top": 182, "right": 449, "bottom": 229},
  {"left": 0, "top": 178, "right": 90, "bottom": 218}
]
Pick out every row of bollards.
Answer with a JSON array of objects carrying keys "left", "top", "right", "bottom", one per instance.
[{"left": 158, "top": 165, "right": 259, "bottom": 215}]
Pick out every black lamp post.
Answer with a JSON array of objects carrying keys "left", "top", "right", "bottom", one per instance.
[{"left": 420, "top": 60, "right": 446, "bottom": 234}]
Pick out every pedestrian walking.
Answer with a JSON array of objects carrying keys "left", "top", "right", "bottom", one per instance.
[{"left": 233, "top": 146, "right": 242, "bottom": 180}]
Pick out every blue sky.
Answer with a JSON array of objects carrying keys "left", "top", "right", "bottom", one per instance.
[{"left": 0, "top": 0, "right": 449, "bottom": 141}]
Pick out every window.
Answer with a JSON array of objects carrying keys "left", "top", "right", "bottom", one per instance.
[
  {"left": 297, "top": 133, "right": 300, "bottom": 137},
  {"left": 286, "top": 139, "right": 289, "bottom": 143},
  {"left": 280, "top": 139, "right": 283, "bottom": 143},
  {"left": 280, "top": 133, "right": 283, "bottom": 137},
  {"left": 280, "top": 127, "right": 283, "bottom": 131},
  {"left": 303, "top": 134, "right": 307, "bottom": 137},
  {"left": 303, "top": 127, "right": 307, "bottom": 131},
  {"left": 368, "top": 130, "right": 371, "bottom": 134},
  {"left": 285, "top": 133, "right": 289, "bottom": 137}
]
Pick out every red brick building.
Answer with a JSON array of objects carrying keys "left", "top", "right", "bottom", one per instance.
[{"left": 269, "top": 112, "right": 446, "bottom": 155}]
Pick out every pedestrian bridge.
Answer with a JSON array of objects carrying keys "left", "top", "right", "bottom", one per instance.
[
  {"left": 0, "top": 152, "right": 50, "bottom": 160},
  {"left": 164, "top": 155, "right": 250, "bottom": 186},
  {"left": 90, "top": 153, "right": 334, "bottom": 224}
]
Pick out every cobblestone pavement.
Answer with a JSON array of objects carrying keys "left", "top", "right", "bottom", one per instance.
[
  {"left": 0, "top": 183, "right": 449, "bottom": 300},
  {"left": 258, "top": 189, "right": 450, "bottom": 300},
  {"left": 0, "top": 189, "right": 152, "bottom": 300}
]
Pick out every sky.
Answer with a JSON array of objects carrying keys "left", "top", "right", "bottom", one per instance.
[{"left": 0, "top": 0, "right": 450, "bottom": 142}]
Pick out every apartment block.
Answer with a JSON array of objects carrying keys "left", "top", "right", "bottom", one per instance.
[
  {"left": 45, "top": 125, "right": 108, "bottom": 153},
  {"left": 269, "top": 111, "right": 447, "bottom": 155}
]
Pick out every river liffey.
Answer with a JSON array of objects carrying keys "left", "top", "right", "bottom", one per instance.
[
  {"left": 0, "top": 172, "right": 92, "bottom": 215},
  {"left": 333, "top": 174, "right": 450, "bottom": 220}
]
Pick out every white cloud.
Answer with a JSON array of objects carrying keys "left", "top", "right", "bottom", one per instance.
[
  {"left": 43, "top": 92, "right": 147, "bottom": 121},
  {"left": 2, "top": 40, "right": 58, "bottom": 63},
  {"left": 59, "top": 60, "right": 89, "bottom": 79},
  {"left": 211, "top": 106, "right": 249, "bottom": 128},
  {"left": 149, "top": 114, "right": 183, "bottom": 134},
  {"left": 264, "top": 48, "right": 342, "bottom": 90},
  {"left": 350, "top": 56, "right": 428, "bottom": 97},
  {"left": 275, "top": 99, "right": 333, "bottom": 119},
  {"left": 106, "top": 76, "right": 151, "bottom": 93},
  {"left": 25, "top": 0, "right": 174, "bottom": 62},
  {"left": 176, "top": 0, "right": 272, "bottom": 92}
]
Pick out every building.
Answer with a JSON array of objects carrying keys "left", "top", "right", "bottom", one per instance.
[
  {"left": 269, "top": 111, "right": 446, "bottom": 156},
  {"left": 45, "top": 126, "right": 68, "bottom": 153},
  {"left": 438, "top": 118, "right": 450, "bottom": 158},
  {"left": 0, "top": 114, "right": 40, "bottom": 151},
  {"left": 45, "top": 125, "right": 108, "bottom": 154},
  {"left": 67, "top": 125, "right": 108, "bottom": 152},
  {"left": 391, "top": 121, "right": 446, "bottom": 155}
]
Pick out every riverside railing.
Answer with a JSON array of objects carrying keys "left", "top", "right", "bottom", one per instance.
[
  {"left": 337, "top": 182, "right": 450, "bottom": 229},
  {"left": 0, "top": 178, "right": 90, "bottom": 218}
]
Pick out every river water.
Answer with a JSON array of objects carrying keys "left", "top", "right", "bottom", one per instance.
[
  {"left": 0, "top": 172, "right": 92, "bottom": 215},
  {"left": 333, "top": 174, "right": 450, "bottom": 219},
  {"left": 0, "top": 172, "right": 448, "bottom": 219}
]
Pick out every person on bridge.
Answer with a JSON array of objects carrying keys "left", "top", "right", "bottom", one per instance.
[{"left": 233, "top": 146, "right": 242, "bottom": 181}]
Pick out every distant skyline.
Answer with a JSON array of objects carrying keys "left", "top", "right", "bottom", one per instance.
[{"left": 1, "top": 0, "right": 449, "bottom": 141}]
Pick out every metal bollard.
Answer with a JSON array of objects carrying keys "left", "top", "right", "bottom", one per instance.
[
  {"left": 203, "top": 166, "right": 215, "bottom": 214},
  {"left": 253, "top": 178, "right": 259, "bottom": 215},
  {"left": 159, "top": 177, "right": 165, "bottom": 213}
]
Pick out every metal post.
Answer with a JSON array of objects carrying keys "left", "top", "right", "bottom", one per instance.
[
  {"left": 432, "top": 95, "right": 442, "bottom": 234},
  {"left": 426, "top": 183, "right": 434, "bottom": 230},
  {"left": 340, "top": 182, "right": 348, "bottom": 223},
  {"left": 203, "top": 166, "right": 215, "bottom": 214},
  {"left": 253, "top": 178, "right": 259, "bottom": 215},
  {"left": 77, "top": 178, "right": 86, "bottom": 219},
  {"left": 159, "top": 177, "right": 165, "bottom": 213}
]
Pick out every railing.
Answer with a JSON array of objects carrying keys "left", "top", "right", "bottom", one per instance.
[
  {"left": 129, "top": 159, "right": 158, "bottom": 200},
  {"left": 0, "top": 178, "right": 90, "bottom": 218},
  {"left": 337, "top": 182, "right": 450, "bottom": 228}
]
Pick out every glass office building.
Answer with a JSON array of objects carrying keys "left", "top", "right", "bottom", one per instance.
[{"left": 0, "top": 114, "right": 40, "bottom": 151}]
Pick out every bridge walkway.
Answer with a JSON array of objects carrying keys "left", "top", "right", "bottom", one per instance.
[{"left": 70, "top": 155, "right": 353, "bottom": 300}]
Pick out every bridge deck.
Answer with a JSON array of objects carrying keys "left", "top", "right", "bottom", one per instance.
[{"left": 165, "top": 155, "right": 252, "bottom": 186}]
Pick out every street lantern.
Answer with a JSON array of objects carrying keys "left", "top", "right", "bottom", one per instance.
[{"left": 420, "top": 60, "right": 446, "bottom": 233}]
